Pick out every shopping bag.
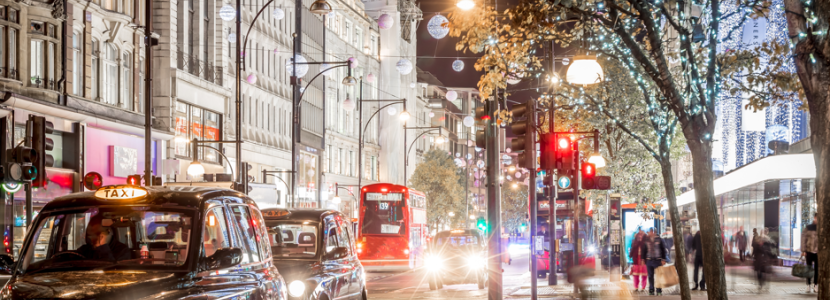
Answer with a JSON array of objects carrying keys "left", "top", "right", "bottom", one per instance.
[
  {"left": 655, "top": 264, "right": 679, "bottom": 288},
  {"left": 792, "top": 258, "right": 813, "bottom": 278}
]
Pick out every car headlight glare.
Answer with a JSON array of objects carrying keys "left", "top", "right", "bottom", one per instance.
[
  {"left": 425, "top": 255, "right": 442, "bottom": 271},
  {"left": 467, "top": 254, "right": 485, "bottom": 269},
  {"left": 288, "top": 280, "right": 306, "bottom": 297}
]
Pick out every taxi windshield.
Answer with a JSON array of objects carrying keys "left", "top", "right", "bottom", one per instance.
[
  {"left": 266, "top": 221, "right": 319, "bottom": 259},
  {"left": 437, "top": 235, "right": 479, "bottom": 246},
  {"left": 19, "top": 207, "right": 194, "bottom": 274}
]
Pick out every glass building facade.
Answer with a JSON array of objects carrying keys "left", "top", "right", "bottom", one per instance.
[{"left": 678, "top": 178, "right": 816, "bottom": 262}]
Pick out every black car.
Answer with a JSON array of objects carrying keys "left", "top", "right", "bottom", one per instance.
[
  {"left": 424, "top": 229, "right": 487, "bottom": 290},
  {"left": 261, "top": 208, "right": 366, "bottom": 300},
  {"left": 0, "top": 185, "right": 287, "bottom": 300}
]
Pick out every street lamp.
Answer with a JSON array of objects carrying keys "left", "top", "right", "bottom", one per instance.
[
  {"left": 309, "top": 0, "right": 333, "bottom": 15},
  {"left": 435, "top": 135, "right": 446, "bottom": 144},
  {"left": 342, "top": 75, "right": 357, "bottom": 86},
  {"left": 187, "top": 161, "right": 206, "bottom": 177},
  {"left": 449, "top": 212, "right": 455, "bottom": 217},
  {"left": 456, "top": 0, "right": 475, "bottom": 10},
  {"left": 399, "top": 110, "right": 411, "bottom": 121},
  {"left": 588, "top": 152, "right": 606, "bottom": 168},
  {"left": 185, "top": 138, "right": 241, "bottom": 180},
  {"left": 566, "top": 54, "right": 604, "bottom": 85}
]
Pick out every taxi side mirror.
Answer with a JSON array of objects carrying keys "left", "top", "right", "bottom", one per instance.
[
  {"left": 205, "top": 248, "right": 243, "bottom": 270},
  {"left": 325, "top": 247, "right": 349, "bottom": 260},
  {"left": 0, "top": 253, "right": 14, "bottom": 275}
]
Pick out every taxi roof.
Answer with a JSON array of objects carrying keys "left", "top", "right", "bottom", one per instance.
[
  {"left": 260, "top": 208, "right": 343, "bottom": 222},
  {"left": 42, "top": 186, "right": 253, "bottom": 212}
]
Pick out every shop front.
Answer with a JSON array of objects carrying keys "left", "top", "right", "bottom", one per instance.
[
  {"left": 666, "top": 153, "right": 816, "bottom": 264},
  {"left": 296, "top": 148, "right": 320, "bottom": 208}
]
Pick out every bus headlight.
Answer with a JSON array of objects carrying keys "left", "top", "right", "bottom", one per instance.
[
  {"left": 288, "top": 280, "right": 306, "bottom": 297},
  {"left": 467, "top": 254, "right": 484, "bottom": 269},
  {"left": 425, "top": 255, "right": 442, "bottom": 272}
]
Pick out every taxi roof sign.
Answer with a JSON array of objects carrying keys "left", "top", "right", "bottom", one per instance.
[
  {"left": 263, "top": 209, "right": 291, "bottom": 218},
  {"left": 94, "top": 185, "right": 148, "bottom": 200}
]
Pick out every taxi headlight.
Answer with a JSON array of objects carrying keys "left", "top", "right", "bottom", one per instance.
[
  {"left": 425, "top": 255, "right": 442, "bottom": 272},
  {"left": 288, "top": 280, "right": 306, "bottom": 297},
  {"left": 467, "top": 254, "right": 484, "bottom": 269}
]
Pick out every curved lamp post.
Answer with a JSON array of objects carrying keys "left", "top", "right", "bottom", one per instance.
[
  {"left": 357, "top": 98, "right": 408, "bottom": 191},
  {"left": 186, "top": 138, "right": 243, "bottom": 180}
]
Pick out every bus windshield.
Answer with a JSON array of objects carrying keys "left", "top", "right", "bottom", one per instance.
[{"left": 362, "top": 193, "right": 406, "bottom": 235}]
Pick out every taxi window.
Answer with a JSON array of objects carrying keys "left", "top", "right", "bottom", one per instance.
[
  {"left": 229, "top": 205, "right": 261, "bottom": 263},
  {"left": 249, "top": 208, "right": 272, "bottom": 259},
  {"left": 19, "top": 207, "right": 193, "bottom": 274},
  {"left": 325, "top": 220, "right": 338, "bottom": 253},
  {"left": 267, "top": 222, "right": 317, "bottom": 258},
  {"left": 203, "top": 207, "right": 231, "bottom": 257},
  {"left": 337, "top": 219, "right": 353, "bottom": 255}
]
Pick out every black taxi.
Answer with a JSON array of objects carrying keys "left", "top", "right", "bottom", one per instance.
[
  {"left": 424, "top": 229, "right": 487, "bottom": 290},
  {"left": 261, "top": 208, "right": 366, "bottom": 300},
  {"left": 0, "top": 185, "right": 288, "bottom": 300}
]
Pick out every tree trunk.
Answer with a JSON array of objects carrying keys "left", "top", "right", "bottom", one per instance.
[
  {"left": 659, "top": 159, "right": 691, "bottom": 300},
  {"left": 781, "top": 0, "right": 830, "bottom": 297},
  {"left": 686, "top": 140, "right": 727, "bottom": 300}
]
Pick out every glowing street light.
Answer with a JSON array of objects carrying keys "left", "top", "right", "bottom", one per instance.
[{"left": 456, "top": 0, "right": 475, "bottom": 10}]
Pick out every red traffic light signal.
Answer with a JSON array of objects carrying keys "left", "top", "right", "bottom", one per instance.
[
  {"left": 127, "top": 175, "right": 142, "bottom": 186},
  {"left": 557, "top": 137, "right": 570, "bottom": 150},
  {"left": 83, "top": 172, "right": 103, "bottom": 190},
  {"left": 581, "top": 162, "right": 596, "bottom": 189}
]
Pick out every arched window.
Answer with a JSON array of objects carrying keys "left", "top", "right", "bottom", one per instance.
[{"left": 102, "top": 43, "right": 119, "bottom": 105}]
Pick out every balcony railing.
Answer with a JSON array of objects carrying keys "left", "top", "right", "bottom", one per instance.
[
  {"left": 176, "top": 51, "right": 223, "bottom": 85},
  {"left": 0, "top": 68, "right": 18, "bottom": 80},
  {"left": 30, "top": 76, "right": 57, "bottom": 91}
]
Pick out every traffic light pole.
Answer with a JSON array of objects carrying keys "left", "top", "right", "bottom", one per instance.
[
  {"left": 527, "top": 103, "right": 537, "bottom": 300},
  {"left": 548, "top": 112, "right": 557, "bottom": 286},
  {"left": 486, "top": 93, "right": 501, "bottom": 300}
]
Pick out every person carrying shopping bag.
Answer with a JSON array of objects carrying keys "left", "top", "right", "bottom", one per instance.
[
  {"left": 800, "top": 213, "right": 818, "bottom": 293},
  {"left": 629, "top": 234, "right": 648, "bottom": 292},
  {"left": 641, "top": 229, "right": 669, "bottom": 296}
]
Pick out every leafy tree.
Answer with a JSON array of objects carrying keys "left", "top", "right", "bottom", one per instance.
[
  {"left": 410, "top": 149, "right": 467, "bottom": 233},
  {"left": 448, "top": 0, "right": 776, "bottom": 297},
  {"left": 501, "top": 184, "right": 529, "bottom": 234}
]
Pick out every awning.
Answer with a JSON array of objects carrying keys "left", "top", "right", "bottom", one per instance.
[{"left": 661, "top": 153, "right": 816, "bottom": 209}]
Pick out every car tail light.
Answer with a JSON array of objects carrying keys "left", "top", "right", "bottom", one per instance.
[{"left": 404, "top": 249, "right": 410, "bottom": 255}]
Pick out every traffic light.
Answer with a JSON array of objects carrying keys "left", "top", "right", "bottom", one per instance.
[
  {"left": 474, "top": 101, "right": 492, "bottom": 149},
  {"left": 10, "top": 145, "right": 37, "bottom": 182},
  {"left": 126, "top": 175, "right": 142, "bottom": 186},
  {"left": 245, "top": 163, "right": 254, "bottom": 182},
  {"left": 476, "top": 217, "right": 487, "bottom": 232},
  {"left": 83, "top": 172, "right": 103, "bottom": 190},
  {"left": 581, "top": 162, "right": 596, "bottom": 189},
  {"left": 510, "top": 99, "right": 536, "bottom": 169},
  {"left": 30, "top": 115, "right": 53, "bottom": 188},
  {"left": 233, "top": 181, "right": 253, "bottom": 194},
  {"left": 152, "top": 176, "right": 163, "bottom": 186},
  {"left": 555, "top": 136, "right": 576, "bottom": 175}
]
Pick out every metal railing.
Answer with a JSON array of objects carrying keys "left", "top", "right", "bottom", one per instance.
[
  {"left": 0, "top": 68, "right": 18, "bottom": 80},
  {"left": 29, "top": 76, "right": 57, "bottom": 90},
  {"left": 176, "top": 51, "right": 223, "bottom": 85}
]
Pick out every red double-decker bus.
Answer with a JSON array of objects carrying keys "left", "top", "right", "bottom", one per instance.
[{"left": 356, "top": 183, "right": 427, "bottom": 268}]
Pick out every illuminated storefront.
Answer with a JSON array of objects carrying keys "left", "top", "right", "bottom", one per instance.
[{"left": 297, "top": 148, "right": 319, "bottom": 208}]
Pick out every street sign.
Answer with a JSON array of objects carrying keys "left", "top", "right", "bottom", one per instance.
[
  {"left": 557, "top": 175, "right": 571, "bottom": 189},
  {"left": 534, "top": 235, "right": 544, "bottom": 255}
]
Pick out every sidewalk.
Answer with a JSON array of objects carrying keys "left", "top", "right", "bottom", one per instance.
[{"left": 506, "top": 265, "right": 818, "bottom": 299}]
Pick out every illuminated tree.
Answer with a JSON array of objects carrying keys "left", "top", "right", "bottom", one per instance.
[
  {"left": 410, "top": 149, "right": 467, "bottom": 232},
  {"left": 449, "top": 0, "right": 772, "bottom": 297},
  {"left": 502, "top": 184, "right": 529, "bottom": 234}
]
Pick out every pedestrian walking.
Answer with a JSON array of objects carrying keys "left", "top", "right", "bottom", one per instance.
[
  {"left": 752, "top": 229, "right": 772, "bottom": 291},
  {"left": 629, "top": 234, "right": 647, "bottom": 292},
  {"left": 691, "top": 230, "right": 706, "bottom": 290},
  {"left": 641, "top": 228, "right": 668, "bottom": 296},
  {"left": 684, "top": 229, "right": 694, "bottom": 263},
  {"left": 736, "top": 226, "right": 748, "bottom": 262},
  {"left": 800, "top": 213, "right": 818, "bottom": 293}
]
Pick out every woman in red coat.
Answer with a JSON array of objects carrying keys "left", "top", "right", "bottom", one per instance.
[{"left": 629, "top": 234, "right": 648, "bottom": 291}]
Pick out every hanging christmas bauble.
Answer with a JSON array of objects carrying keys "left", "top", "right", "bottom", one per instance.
[
  {"left": 219, "top": 5, "right": 236, "bottom": 21},
  {"left": 342, "top": 97, "right": 356, "bottom": 111},
  {"left": 475, "top": 147, "right": 482, "bottom": 152},
  {"left": 455, "top": 153, "right": 461, "bottom": 157},
  {"left": 396, "top": 59, "right": 413, "bottom": 74},
  {"left": 228, "top": 33, "right": 237, "bottom": 43},
  {"left": 320, "top": 63, "right": 333, "bottom": 76},
  {"left": 452, "top": 59, "right": 464, "bottom": 72},
  {"left": 246, "top": 73, "right": 257, "bottom": 84},
  {"left": 505, "top": 148, "right": 511, "bottom": 153},
  {"left": 429, "top": 112, "right": 435, "bottom": 118},
  {"left": 507, "top": 73, "right": 523, "bottom": 85},
  {"left": 387, "top": 106, "right": 397, "bottom": 115},
  {"left": 463, "top": 116, "right": 474, "bottom": 127},
  {"left": 286, "top": 55, "right": 309, "bottom": 77},
  {"left": 272, "top": 8, "right": 285, "bottom": 20},
  {"left": 467, "top": 140, "right": 473, "bottom": 146},
  {"left": 515, "top": 172, "right": 523, "bottom": 179},
  {"left": 410, "top": 82, "right": 416, "bottom": 88},
  {"left": 378, "top": 14, "right": 394, "bottom": 29},
  {"left": 427, "top": 14, "right": 450, "bottom": 39},
  {"left": 446, "top": 90, "right": 458, "bottom": 101},
  {"left": 466, "top": 153, "right": 473, "bottom": 160},
  {"left": 366, "top": 73, "right": 376, "bottom": 83},
  {"left": 348, "top": 57, "right": 358, "bottom": 68}
]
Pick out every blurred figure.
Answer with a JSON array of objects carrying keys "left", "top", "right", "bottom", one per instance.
[
  {"left": 643, "top": 229, "right": 668, "bottom": 296},
  {"left": 691, "top": 230, "right": 705, "bottom": 290},
  {"left": 736, "top": 226, "right": 748, "bottom": 262},
  {"left": 801, "top": 213, "right": 818, "bottom": 293},
  {"left": 629, "top": 234, "right": 647, "bottom": 292},
  {"left": 752, "top": 228, "right": 772, "bottom": 292},
  {"left": 570, "top": 265, "right": 595, "bottom": 300},
  {"left": 684, "top": 229, "right": 694, "bottom": 263}
]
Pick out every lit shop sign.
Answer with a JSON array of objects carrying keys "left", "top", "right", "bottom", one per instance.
[
  {"left": 538, "top": 201, "right": 568, "bottom": 210},
  {"left": 94, "top": 185, "right": 148, "bottom": 200},
  {"left": 365, "top": 193, "right": 403, "bottom": 201},
  {"left": 175, "top": 117, "right": 220, "bottom": 140}
]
